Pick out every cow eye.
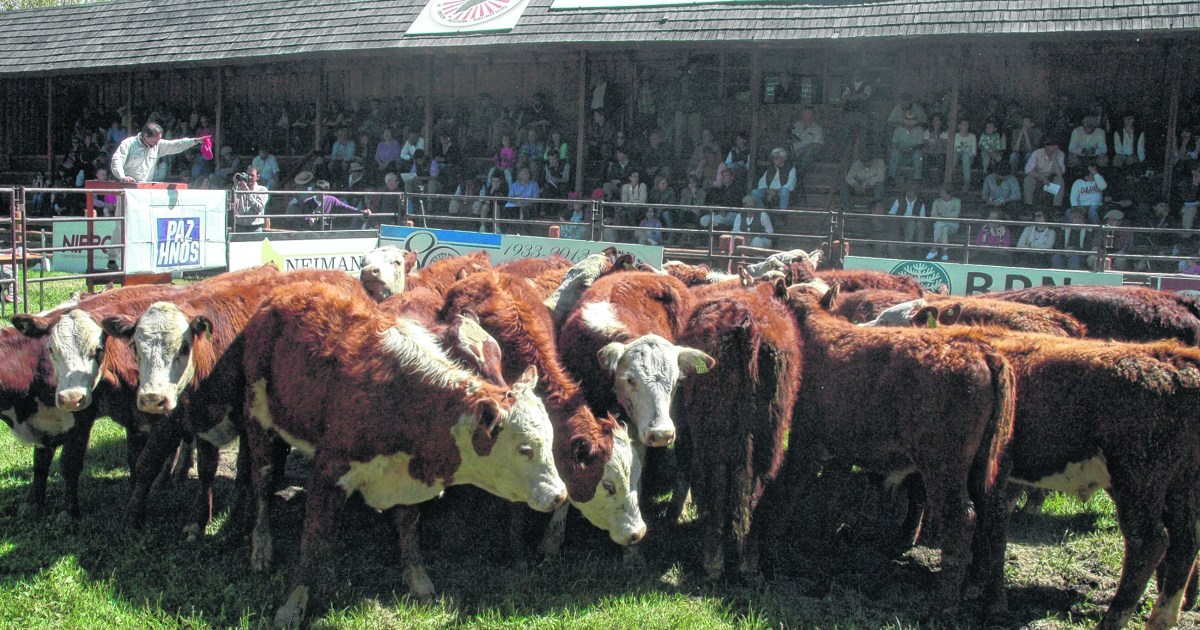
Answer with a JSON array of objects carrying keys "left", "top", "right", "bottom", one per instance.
[
  {"left": 518, "top": 444, "right": 534, "bottom": 458},
  {"left": 626, "top": 377, "right": 636, "bottom": 387},
  {"left": 602, "top": 480, "right": 616, "bottom": 495},
  {"left": 179, "top": 341, "right": 190, "bottom": 355}
]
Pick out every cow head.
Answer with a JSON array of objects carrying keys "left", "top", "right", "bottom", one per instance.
[
  {"left": 598, "top": 334, "right": 715, "bottom": 447},
  {"left": 447, "top": 311, "right": 507, "bottom": 387},
  {"left": 459, "top": 366, "right": 567, "bottom": 513},
  {"left": 102, "top": 302, "right": 208, "bottom": 415},
  {"left": 14, "top": 310, "right": 107, "bottom": 411},
  {"left": 859, "top": 298, "right": 929, "bottom": 328},
  {"left": 568, "top": 420, "right": 647, "bottom": 546},
  {"left": 360, "top": 246, "right": 413, "bottom": 301}
]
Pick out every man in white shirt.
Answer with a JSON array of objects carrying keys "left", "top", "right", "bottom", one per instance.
[
  {"left": 251, "top": 147, "right": 281, "bottom": 190},
  {"left": 752, "top": 148, "right": 797, "bottom": 210},
  {"left": 1068, "top": 116, "right": 1108, "bottom": 168},
  {"left": 789, "top": 108, "right": 824, "bottom": 174},
  {"left": 110, "top": 123, "right": 206, "bottom": 183}
]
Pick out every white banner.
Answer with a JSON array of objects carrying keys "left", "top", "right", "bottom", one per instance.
[
  {"left": 123, "top": 189, "right": 227, "bottom": 274},
  {"left": 51, "top": 219, "right": 122, "bottom": 273},
  {"left": 227, "top": 231, "right": 381, "bottom": 274},
  {"left": 842, "top": 256, "right": 1123, "bottom": 296},
  {"left": 378, "top": 225, "right": 664, "bottom": 269},
  {"left": 406, "top": 0, "right": 533, "bottom": 36}
]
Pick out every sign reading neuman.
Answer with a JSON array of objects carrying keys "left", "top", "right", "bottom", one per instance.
[
  {"left": 843, "top": 256, "right": 1122, "bottom": 296},
  {"left": 226, "top": 231, "right": 381, "bottom": 274}
]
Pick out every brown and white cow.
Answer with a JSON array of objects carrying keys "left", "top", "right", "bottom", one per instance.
[
  {"left": 662, "top": 260, "right": 737, "bottom": 287},
  {"left": 769, "top": 282, "right": 1016, "bottom": 616},
  {"left": 236, "top": 280, "right": 564, "bottom": 627},
  {"left": 674, "top": 281, "right": 801, "bottom": 580},
  {"left": 836, "top": 289, "right": 1088, "bottom": 337},
  {"left": 358, "top": 245, "right": 418, "bottom": 301},
  {"left": 405, "top": 250, "right": 492, "bottom": 296},
  {"left": 992, "top": 285, "right": 1200, "bottom": 345},
  {"left": 440, "top": 271, "right": 647, "bottom": 549}
]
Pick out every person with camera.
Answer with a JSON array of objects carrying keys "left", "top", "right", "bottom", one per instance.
[{"left": 233, "top": 166, "right": 268, "bottom": 233}]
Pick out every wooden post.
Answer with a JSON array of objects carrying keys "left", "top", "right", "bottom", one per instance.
[
  {"left": 314, "top": 61, "right": 326, "bottom": 152},
  {"left": 45, "top": 77, "right": 53, "bottom": 176},
  {"left": 748, "top": 50, "right": 762, "bottom": 194},
  {"left": 124, "top": 73, "right": 133, "bottom": 136},
  {"left": 214, "top": 68, "right": 224, "bottom": 158},
  {"left": 423, "top": 56, "right": 434, "bottom": 143},
  {"left": 574, "top": 51, "right": 588, "bottom": 195},
  {"left": 1162, "top": 43, "right": 1182, "bottom": 198},
  {"left": 942, "top": 45, "right": 964, "bottom": 186}
]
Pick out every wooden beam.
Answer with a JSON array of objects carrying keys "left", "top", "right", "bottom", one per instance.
[
  {"left": 1162, "top": 42, "right": 1182, "bottom": 198},
  {"left": 574, "top": 51, "right": 587, "bottom": 195},
  {"left": 124, "top": 73, "right": 132, "bottom": 135},
  {"left": 424, "top": 55, "right": 434, "bottom": 143},
  {"left": 214, "top": 67, "right": 224, "bottom": 158},
  {"left": 315, "top": 61, "right": 326, "bottom": 153},
  {"left": 942, "top": 45, "right": 964, "bottom": 186},
  {"left": 45, "top": 77, "right": 53, "bottom": 176},
  {"left": 748, "top": 50, "right": 761, "bottom": 193}
]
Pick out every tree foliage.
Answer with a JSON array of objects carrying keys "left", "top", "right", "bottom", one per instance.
[{"left": 1, "top": 0, "right": 102, "bottom": 10}]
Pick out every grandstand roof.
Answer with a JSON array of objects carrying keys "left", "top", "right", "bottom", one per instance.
[{"left": 1, "top": 0, "right": 1197, "bottom": 76}]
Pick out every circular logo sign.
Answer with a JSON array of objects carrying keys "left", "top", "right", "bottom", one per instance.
[
  {"left": 432, "top": 0, "right": 521, "bottom": 27},
  {"left": 890, "top": 260, "right": 952, "bottom": 293}
]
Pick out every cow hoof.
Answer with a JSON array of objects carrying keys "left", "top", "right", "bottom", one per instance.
[
  {"left": 182, "top": 523, "right": 202, "bottom": 543},
  {"left": 272, "top": 586, "right": 308, "bottom": 628},
  {"left": 404, "top": 566, "right": 436, "bottom": 602}
]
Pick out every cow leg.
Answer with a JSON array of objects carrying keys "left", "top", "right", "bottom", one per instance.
[
  {"left": 227, "top": 434, "right": 253, "bottom": 538},
  {"left": 22, "top": 445, "right": 55, "bottom": 517},
  {"left": 667, "top": 426, "right": 693, "bottom": 525},
  {"left": 274, "top": 462, "right": 344, "bottom": 629},
  {"left": 124, "top": 426, "right": 149, "bottom": 483},
  {"left": 390, "top": 505, "right": 436, "bottom": 600},
  {"left": 969, "top": 480, "right": 1015, "bottom": 617},
  {"left": 924, "top": 473, "right": 975, "bottom": 616},
  {"left": 1186, "top": 564, "right": 1200, "bottom": 612},
  {"left": 127, "top": 422, "right": 185, "bottom": 529},
  {"left": 1017, "top": 488, "right": 1049, "bottom": 515},
  {"left": 270, "top": 437, "right": 290, "bottom": 490},
  {"left": 537, "top": 504, "right": 569, "bottom": 560},
  {"left": 1097, "top": 479, "right": 1170, "bottom": 630},
  {"left": 56, "top": 417, "right": 95, "bottom": 524},
  {"left": 184, "top": 438, "right": 220, "bottom": 542},
  {"left": 897, "top": 474, "right": 926, "bottom": 551},
  {"left": 170, "top": 434, "right": 195, "bottom": 483},
  {"left": 244, "top": 423, "right": 278, "bottom": 572},
  {"left": 1146, "top": 477, "right": 1200, "bottom": 630}
]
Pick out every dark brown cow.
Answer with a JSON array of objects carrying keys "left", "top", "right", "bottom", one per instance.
[
  {"left": 674, "top": 281, "right": 801, "bottom": 580},
  {"left": 405, "top": 251, "right": 492, "bottom": 296},
  {"left": 786, "top": 259, "right": 925, "bottom": 295},
  {"left": 769, "top": 282, "right": 1016, "bottom": 615},
  {"left": 992, "top": 285, "right": 1200, "bottom": 345},
  {"left": 440, "top": 271, "right": 647, "bottom": 549},
  {"left": 237, "top": 280, "right": 564, "bottom": 626},
  {"left": 837, "top": 289, "right": 1088, "bottom": 337}
]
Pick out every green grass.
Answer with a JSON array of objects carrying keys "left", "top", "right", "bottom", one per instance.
[
  {"left": 0, "top": 269, "right": 87, "bottom": 326},
  {"left": 0, "top": 419, "right": 1190, "bottom": 630}
]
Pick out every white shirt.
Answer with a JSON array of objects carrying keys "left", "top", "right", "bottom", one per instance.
[
  {"left": 110, "top": 135, "right": 199, "bottom": 182},
  {"left": 888, "top": 196, "right": 927, "bottom": 217}
]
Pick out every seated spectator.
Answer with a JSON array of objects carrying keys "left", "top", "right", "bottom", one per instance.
[
  {"left": 733, "top": 195, "right": 775, "bottom": 249},
  {"left": 345, "top": 161, "right": 370, "bottom": 210},
  {"left": 981, "top": 162, "right": 1021, "bottom": 216},
  {"left": 977, "top": 118, "right": 1007, "bottom": 175},
  {"left": 374, "top": 128, "right": 401, "bottom": 175},
  {"left": 604, "top": 148, "right": 636, "bottom": 199},
  {"left": 92, "top": 166, "right": 118, "bottom": 217},
  {"left": 1016, "top": 209, "right": 1057, "bottom": 268},
  {"left": 687, "top": 128, "right": 721, "bottom": 175},
  {"left": 29, "top": 171, "right": 48, "bottom": 217},
  {"left": 885, "top": 182, "right": 928, "bottom": 259},
  {"left": 1022, "top": 138, "right": 1066, "bottom": 207},
  {"left": 400, "top": 129, "right": 426, "bottom": 168},
  {"left": 839, "top": 145, "right": 886, "bottom": 209},
  {"left": 1111, "top": 114, "right": 1146, "bottom": 169},
  {"left": 890, "top": 111, "right": 926, "bottom": 183},
  {"left": 647, "top": 174, "right": 677, "bottom": 232},
  {"left": 789, "top": 108, "right": 823, "bottom": 174},
  {"left": 1068, "top": 164, "right": 1107, "bottom": 224},
  {"left": 431, "top": 132, "right": 460, "bottom": 188},
  {"left": 1172, "top": 129, "right": 1199, "bottom": 168},
  {"left": 1068, "top": 116, "right": 1108, "bottom": 168},
  {"left": 559, "top": 192, "right": 591, "bottom": 241},
  {"left": 953, "top": 118, "right": 978, "bottom": 190},
  {"left": 448, "top": 177, "right": 480, "bottom": 218},
  {"left": 487, "top": 134, "right": 517, "bottom": 187},
  {"left": 679, "top": 174, "right": 707, "bottom": 231},
  {"left": 619, "top": 169, "right": 648, "bottom": 231},
  {"left": 402, "top": 150, "right": 441, "bottom": 221},
  {"left": 724, "top": 130, "right": 751, "bottom": 178},
  {"left": 542, "top": 152, "right": 571, "bottom": 199},
  {"left": 690, "top": 146, "right": 721, "bottom": 192},
  {"left": 544, "top": 129, "right": 570, "bottom": 163},
  {"left": 518, "top": 128, "right": 546, "bottom": 173},
  {"left": 1106, "top": 209, "right": 1136, "bottom": 271},
  {"left": 1051, "top": 211, "right": 1095, "bottom": 270},
  {"left": 636, "top": 207, "right": 665, "bottom": 246},
  {"left": 1009, "top": 115, "right": 1042, "bottom": 174},
  {"left": 329, "top": 128, "right": 357, "bottom": 179},
  {"left": 1176, "top": 160, "right": 1200, "bottom": 232},
  {"left": 974, "top": 208, "right": 1014, "bottom": 265},
  {"left": 752, "top": 148, "right": 797, "bottom": 210},
  {"left": 922, "top": 113, "right": 949, "bottom": 178},
  {"left": 367, "top": 172, "right": 403, "bottom": 226},
  {"left": 504, "top": 166, "right": 541, "bottom": 230},
  {"left": 642, "top": 128, "right": 672, "bottom": 181},
  {"left": 927, "top": 185, "right": 962, "bottom": 261},
  {"left": 474, "top": 172, "right": 508, "bottom": 232},
  {"left": 886, "top": 93, "right": 928, "bottom": 128},
  {"left": 251, "top": 147, "right": 281, "bottom": 190},
  {"left": 304, "top": 179, "right": 368, "bottom": 231}
]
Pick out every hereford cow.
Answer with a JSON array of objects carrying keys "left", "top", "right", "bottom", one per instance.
[
  {"left": 838, "top": 289, "right": 1087, "bottom": 337},
  {"left": 440, "top": 271, "right": 647, "bottom": 550},
  {"left": 5, "top": 285, "right": 183, "bottom": 521},
  {"left": 237, "top": 281, "right": 565, "bottom": 627},
  {"left": 993, "top": 285, "right": 1200, "bottom": 345},
  {"left": 673, "top": 281, "right": 800, "bottom": 580},
  {"left": 543, "top": 248, "right": 624, "bottom": 324},
  {"left": 405, "top": 251, "right": 492, "bottom": 296},
  {"left": 558, "top": 270, "right": 713, "bottom": 448},
  {"left": 783, "top": 258, "right": 924, "bottom": 296},
  {"left": 358, "top": 246, "right": 418, "bottom": 301},
  {"left": 379, "top": 290, "right": 508, "bottom": 388},
  {"left": 495, "top": 254, "right": 571, "bottom": 279},
  {"left": 768, "top": 282, "right": 1016, "bottom": 616},
  {"left": 662, "top": 260, "right": 737, "bottom": 287}
]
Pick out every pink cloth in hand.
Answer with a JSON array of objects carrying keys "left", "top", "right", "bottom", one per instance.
[{"left": 199, "top": 136, "right": 213, "bottom": 160}]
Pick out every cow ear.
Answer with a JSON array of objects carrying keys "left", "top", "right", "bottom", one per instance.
[
  {"left": 678, "top": 347, "right": 716, "bottom": 376},
  {"left": 772, "top": 277, "right": 788, "bottom": 300},
  {"left": 402, "top": 249, "right": 418, "bottom": 271},
  {"left": 911, "top": 306, "right": 940, "bottom": 328},
  {"left": 101, "top": 314, "right": 137, "bottom": 340},
  {"left": 936, "top": 283, "right": 950, "bottom": 296},
  {"left": 476, "top": 398, "right": 503, "bottom": 438},
  {"left": 615, "top": 253, "right": 636, "bottom": 270},
  {"left": 819, "top": 283, "right": 840, "bottom": 310},
  {"left": 11, "top": 314, "right": 53, "bottom": 338},
  {"left": 515, "top": 365, "right": 538, "bottom": 390},
  {"left": 938, "top": 303, "right": 963, "bottom": 326},
  {"left": 190, "top": 315, "right": 213, "bottom": 341},
  {"left": 597, "top": 342, "right": 625, "bottom": 374}
]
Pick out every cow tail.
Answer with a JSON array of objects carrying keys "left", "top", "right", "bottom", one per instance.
[{"left": 981, "top": 345, "right": 1016, "bottom": 490}]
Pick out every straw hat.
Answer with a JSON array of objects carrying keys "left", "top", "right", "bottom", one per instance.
[
  {"left": 293, "top": 171, "right": 315, "bottom": 186},
  {"left": 1103, "top": 209, "right": 1124, "bottom": 221}
]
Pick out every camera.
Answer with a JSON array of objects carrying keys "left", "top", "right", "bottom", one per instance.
[{"left": 233, "top": 172, "right": 252, "bottom": 184}]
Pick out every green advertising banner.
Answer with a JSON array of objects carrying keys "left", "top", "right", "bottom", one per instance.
[
  {"left": 842, "top": 256, "right": 1123, "bottom": 296},
  {"left": 551, "top": 0, "right": 855, "bottom": 8}
]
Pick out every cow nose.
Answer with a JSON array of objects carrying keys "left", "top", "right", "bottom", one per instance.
[
  {"left": 57, "top": 391, "right": 85, "bottom": 411},
  {"left": 138, "top": 393, "right": 169, "bottom": 414},
  {"left": 361, "top": 266, "right": 380, "bottom": 281},
  {"left": 646, "top": 429, "right": 675, "bottom": 447},
  {"left": 627, "top": 526, "right": 647, "bottom": 545},
  {"left": 553, "top": 489, "right": 569, "bottom": 510}
]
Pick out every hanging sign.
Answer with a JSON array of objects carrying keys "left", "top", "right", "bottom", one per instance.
[{"left": 406, "top": 0, "right": 534, "bottom": 36}]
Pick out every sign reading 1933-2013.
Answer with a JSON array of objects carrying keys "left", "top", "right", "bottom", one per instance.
[{"left": 406, "top": 0, "right": 533, "bottom": 35}]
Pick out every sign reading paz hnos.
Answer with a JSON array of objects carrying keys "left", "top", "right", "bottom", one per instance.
[{"left": 122, "top": 189, "right": 227, "bottom": 274}]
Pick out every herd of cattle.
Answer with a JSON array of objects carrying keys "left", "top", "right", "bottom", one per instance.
[{"left": 2, "top": 245, "right": 1200, "bottom": 628}]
